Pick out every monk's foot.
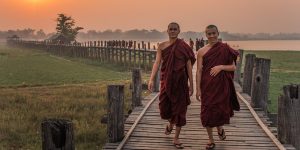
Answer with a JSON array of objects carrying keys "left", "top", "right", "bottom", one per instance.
[
  {"left": 205, "top": 142, "right": 215, "bottom": 150},
  {"left": 218, "top": 128, "right": 226, "bottom": 140},
  {"left": 164, "top": 124, "right": 173, "bottom": 135},
  {"left": 173, "top": 139, "right": 184, "bottom": 149}
]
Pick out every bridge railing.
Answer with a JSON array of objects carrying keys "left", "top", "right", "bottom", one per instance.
[
  {"left": 237, "top": 50, "right": 298, "bottom": 150},
  {"left": 7, "top": 39, "right": 157, "bottom": 72}
]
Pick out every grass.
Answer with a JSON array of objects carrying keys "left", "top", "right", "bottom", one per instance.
[
  {"left": 242, "top": 50, "right": 300, "bottom": 112},
  {"left": 0, "top": 82, "right": 133, "bottom": 149},
  {"left": 0, "top": 44, "right": 150, "bottom": 149},
  {"left": 0, "top": 44, "right": 132, "bottom": 87}
]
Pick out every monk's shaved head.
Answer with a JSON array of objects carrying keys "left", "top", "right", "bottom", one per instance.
[
  {"left": 206, "top": 24, "right": 219, "bottom": 34},
  {"left": 168, "top": 22, "right": 180, "bottom": 30}
]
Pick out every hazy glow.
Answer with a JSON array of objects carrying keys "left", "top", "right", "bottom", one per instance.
[
  {"left": 23, "top": 0, "right": 51, "bottom": 7},
  {"left": 1, "top": 0, "right": 300, "bottom": 33}
]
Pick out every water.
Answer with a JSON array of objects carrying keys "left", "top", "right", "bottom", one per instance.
[
  {"left": 150, "top": 40, "right": 300, "bottom": 51},
  {"left": 224, "top": 40, "right": 300, "bottom": 51}
]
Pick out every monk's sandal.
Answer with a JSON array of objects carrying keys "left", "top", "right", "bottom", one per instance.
[
  {"left": 164, "top": 124, "right": 173, "bottom": 135},
  {"left": 218, "top": 129, "right": 226, "bottom": 140}
]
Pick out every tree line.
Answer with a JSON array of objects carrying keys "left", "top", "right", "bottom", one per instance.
[{"left": 3, "top": 29, "right": 300, "bottom": 41}]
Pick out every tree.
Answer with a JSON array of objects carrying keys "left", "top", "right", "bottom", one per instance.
[
  {"left": 56, "top": 13, "right": 83, "bottom": 43},
  {"left": 36, "top": 29, "right": 46, "bottom": 39}
]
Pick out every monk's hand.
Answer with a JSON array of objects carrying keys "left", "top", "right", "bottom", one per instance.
[
  {"left": 189, "top": 86, "right": 193, "bottom": 96},
  {"left": 210, "top": 65, "right": 223, "bottom": 76},
  {"left": 196, "top": 90, "right": 201, "bottom": 101},
  {"left": 148, "top": 80, "right": 154, "bottom": 92}
]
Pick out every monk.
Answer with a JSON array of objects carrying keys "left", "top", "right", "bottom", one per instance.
[
  {"left": 148, "top": 22, "right": 196, "bottom": 149},
  {"left": 196, "top": 25, "right": 239, "bottom": 150}
]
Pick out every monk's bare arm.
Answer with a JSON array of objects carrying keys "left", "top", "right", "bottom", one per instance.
[
  {"left": 196, "top": 50, "right": 203, "bottom": 101},
  {"left": 220, "top": 62, "right": 236, "bottom": 71},
  {"left": 187, "top": 59, "right": 193, "bottom": 96},
  {"left": 148, "top": 44, "right": 162, "bottom": 91},
  {"left": 210, "top": 62, "right": 236, "bottom": 76}
]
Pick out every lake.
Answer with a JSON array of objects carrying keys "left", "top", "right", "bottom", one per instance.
[
  {"left": 150, "top": 40, "right": 300, "bottom": 51},
  {"left": 224, "top": 40, "right": 300, "bottom": 51}
]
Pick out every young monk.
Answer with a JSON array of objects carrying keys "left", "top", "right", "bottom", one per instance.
[
  {"left": 148, "top": 22, "right": 196, "bottom": 149},
  {"left": 196, "top": 25, "right": 240, "bottom": 150}
]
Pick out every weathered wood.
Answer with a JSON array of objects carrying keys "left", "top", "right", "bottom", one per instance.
[
  {"left": 107, "top": 85, "right": 124, "bottom": 142},
  {"left": 41, "top": 119, "right": 74, "bottom": 150},
  {"left": 116, "top": 93, "right": 159, "bottom": 150},
  {"left": 143, "top": 48, "right": 146, "bottom": 70},
  {"left": 251, "top": 58, "right": 271, "bottom": 114},
  {"left": 234, "top": 49, "right": 244, "bottom": 84},
  {"left": 242, "top": 54, "right": 256, "bottom": 95},
  {"left": 138, "top": 44, "right": 141, "bottom": 68},
  {"left": 132, "top": 68, "right": 142, "bottom": 108},
  {"left": 9, "top": 40, "right": 156, "bottom": 70},
  {"left": 153, "top": 66, "right": 160, "bottom": 92},
  {"left": 237, "top": 92, "right": 286, "bottom": 150},
  {"left": 278, "top": 84, "right": 300, "bottom": 150},
  {"left": 148, "top": 42, "right": 151, "bottom": 50}
]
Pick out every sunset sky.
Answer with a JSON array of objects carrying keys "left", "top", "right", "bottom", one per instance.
[{"left": 1, "top": 0, "right": 300, "bottom": 33}]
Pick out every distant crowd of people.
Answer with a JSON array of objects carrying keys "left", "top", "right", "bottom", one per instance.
[{"left": 189, "top": 37, "right": 205, "bottom": 51}]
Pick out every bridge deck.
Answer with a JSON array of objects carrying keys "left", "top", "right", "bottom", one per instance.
[{"left": 103, "top": 70, "right": 281, "bottom": 150}]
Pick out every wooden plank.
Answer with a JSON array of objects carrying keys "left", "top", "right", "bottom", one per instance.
[
  {"left": 236, "top": 92, "right": 285, "bottom": 150},
  {"left": 116, "top": 93, "right": 159, "bottom": 150}
]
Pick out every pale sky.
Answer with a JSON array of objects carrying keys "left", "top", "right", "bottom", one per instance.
[{"left": 1, "top": 0, "right": 300, "bottom": 33}]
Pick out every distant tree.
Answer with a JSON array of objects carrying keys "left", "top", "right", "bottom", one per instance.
[
  {"left": 36, "top": 29, "right": 46, "bottom": 39},
  {"left": 55, "top": 13, "right": 83, "bottom": 43}
]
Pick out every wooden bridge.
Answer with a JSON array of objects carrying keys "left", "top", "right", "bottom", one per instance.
[
  {"left": 103, "top": 67, "right": 296, "bottom": 150},
  {"left": 6, "top": 39, "right": 299, "bottom": 150}
]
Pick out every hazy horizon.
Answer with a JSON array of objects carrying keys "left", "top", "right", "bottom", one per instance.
[
  {"left": 1, "top": 0, "right": 300, "bottom": 34},
  {"left": 2, "top": 28, "right": 300, "bottom": 35}
]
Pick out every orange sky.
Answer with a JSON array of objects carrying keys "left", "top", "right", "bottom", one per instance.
[{"left": 1, "top": 0, "right": 300, "bottom": 33}]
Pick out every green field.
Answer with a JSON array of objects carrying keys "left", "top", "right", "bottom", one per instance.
[
  {"left": 0, "top": 44, "right": 150, "bottom": 149},
  {"left": 0, "top": 45, "right": 132, "bottom": 87},
  {"left": 243, "top": 50, "right": 300, "bottom": 112}
]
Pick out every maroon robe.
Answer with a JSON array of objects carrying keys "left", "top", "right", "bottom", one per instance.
[
  {"left": 159, "top": 39, "right": 196, "bottom": 127},
  {"left": 200, "top": 42, "right": 239, "bottom": 127}
]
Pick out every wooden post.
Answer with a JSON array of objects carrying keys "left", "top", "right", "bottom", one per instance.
[
  {"left": 141, "top": 41, "right": 144, "bottom": 49},
  {"left": 251, "top": 58, "right": 271, "bottom": 113},
  {"left": 148, "top": 42, "right": 150, "bottom": 50},
  {"left": 278, "top": 84, "right": 300, "bottom": 150},
  {"left": 143, "top": 47, "right": 146, "bottom": 70},
  {"left": 133, "top": 41, "right": 137, "bottom": 67},
  {"left": 138, "top": 43, "right": 141, "bottom": 68},
  {"left": 107, "top": 85, "right": 124, "bottom": 142},
  {"left": 234, "top": 49, "right": 244, "bottom": 84},
  {"left": 148, "top": 52, "right": 154, "bottom": 71},
  {"left": 41, "top": 119, "right": 74, "bottom": 150},
  {"left": 120, "top": 48, "right": 124, "bottom": 65},
  {"left": 242, "top": 54, "right": 256, "bottom": 95},
  {"left": 128, "top": 48, "right": 132, "bottom": 68},
  {"left": 132, "top": 68, "right": 142, "bottom": 108},
  {"left": 154, "top": 66, "right": 161, "bottom": 92}
]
